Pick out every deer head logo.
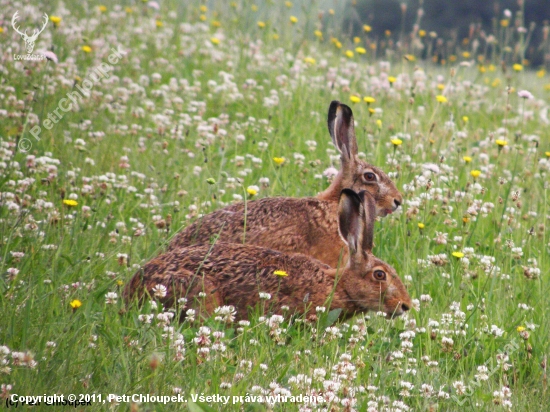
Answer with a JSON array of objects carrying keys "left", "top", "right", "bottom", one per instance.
[{"left": 12, "top": 11, "right": 49, "bottom": 54}]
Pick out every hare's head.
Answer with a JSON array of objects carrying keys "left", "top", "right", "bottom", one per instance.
[
  {"left": 338, "top": 189, "right": 411, "bottom": 318},
  {"left": 326, "top": 101, "right": 403, "bottom": 217}
]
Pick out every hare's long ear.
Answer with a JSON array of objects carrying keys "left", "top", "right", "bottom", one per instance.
[
  {"left": 327, "top": 101, "right": 358, "bottom": 163},
  {"left": 338, "top": 188, "right": 366, "bottom": 261},
  {"left": 358, "top": 190, "right": 375, "bottom": 253}
]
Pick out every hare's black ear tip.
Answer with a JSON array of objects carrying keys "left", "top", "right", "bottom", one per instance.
[
  {"left": 328, "top": 101, "right": 340, "bottom": 119},
  {"left": 340, "top": 188, "right": 360, "bottom": 201}
]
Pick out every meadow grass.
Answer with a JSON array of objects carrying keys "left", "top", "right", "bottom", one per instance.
[{"left": 0, "top": 0, "right": 549, "bottom": 410}]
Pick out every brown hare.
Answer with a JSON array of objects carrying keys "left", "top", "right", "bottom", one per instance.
[
  {"left": 167, "top": 101, "right": 403, "bottom": 268},
  {"left": 124, "top": 189, "right": 411, "bottom": 321}
]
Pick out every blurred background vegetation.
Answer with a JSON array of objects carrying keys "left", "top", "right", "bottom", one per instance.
[{"left": 339, "top": 0, "right": 550, "bottom": 67}]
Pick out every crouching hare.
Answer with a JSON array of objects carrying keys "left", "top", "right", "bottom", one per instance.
[
  {"left": 124, "top": 189, "right": 411, "bottom": 321},
  {"left": 167, "top": 101, "right": 403, "bottom": 268}
]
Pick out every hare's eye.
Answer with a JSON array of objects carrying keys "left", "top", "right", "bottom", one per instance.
[
  {"left": 373, "top": 270, "right": 386, "bottom": 281},
  {"left": 364, "top": 172, "right": 376, "bottom": 182}
]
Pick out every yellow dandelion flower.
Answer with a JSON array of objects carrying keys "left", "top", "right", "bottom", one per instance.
[
  {"left": 290, "top": 16, "right": 298, "bottom": 24},
  {"left": 500, "top": 19, "right": 509, "bottom": 27},
  {"left": 363, "top": 24, "right": 372, "bottom": 32},
  {"left": 81, "top": 45, "right": 92, "bottom": 53},
  {"left": 462, "top": 116, "right": 469, "bottom": 123},
  {"left": 211, "top": 20, "right": 221, "bottom": 28},
  {"left": 247, "top": 187, "right": 258, "bottom": 196},
  {"left": 418, "top": 223, "right": 425, "bottom": 229},
  {"left": 98, "top": 5, "right": 107, "bottom": 12},
  {"left": 210, "top": 37, "right": 220, "bottom": 45},
  {"left": 0, "top": 27, "right": 3, "bottom": 33},
  {"left": 257, "top": 21, "right": 266, "bottom": 28},
  {"left": 63, "top": 199, "right": 78, "bottom": 207},
  {"left": 391, "top": 138, "right": 403, "bottom": 146},
  {"left": 285, "top": 1, "right": 293, "bottom": 7},
  {"left": 272, "top": 34, "right": 279, "bottom": 40},
  {"left": 69, "top": 299, "right": 82, "bottom": 309},
  {"left": 345, "top": 50, "right": 354, "bottom": 58},
  {"left": 50, "top": 16, "right": 62, "bottom": 25},
  {"left": 404, "top": 54, "right": 416, "bottom": 61},
  {"left": 199, "top": 14, "right": 207, "bottom": 21},
  {"left": 363, "top": 96, "right": 376, "bottom": 104},
  {"left": 116, "top": 280, "right": 124, "bottom": 286},
  {"left": 419, "top": 29, "right": 426, "bottom": 37},
  {"left": 200, "top": 5, "right": 208, "bottom": 12},
  {"left": 368, "top": 108, "right": 375, "bottom": 115},
  {"left": 463, "top": 156, "right": 472, "bottom": 163},
  {"left": 355, "top": 47, "right": 366, "bottom": 54},
  {"left": 437, "top": 84, "right": 445, "bottom": 90},
  {"left": 545, "top": 151, "right": 550, "bottom": 157},
  {"left": 273, "top": 157, "right": 285, "bottom": 165},
  {"left": 470, "top": 170, "right": 481, "bottom": 178},
  {"left": 385, "top": 30, "right": 391, "bottom": 36},
  {"left": 537, "top": 69, "right": 545, "bottom": 78},
  {"left": 449, "top": 55, "right": 457, "bottom": 62},
  {"left": 350, "top": 95, "right": 361, "bottom": 103},
  {"left": 513, "top": 64, "right": 523, "bottom": 71},
  {"left": 388, "top": 76, "right": 397, "bottom": 84},
  {"left": 125, "top": 7, "right": 133, "bottom": 13},
  {"left": 354, "top": 36, "right": 361, "bottom": 44},
  {"left": 251, "top": 4, "right": 258, "bottom": 11},
  {"left": 436, "top": 95, "right": 448, "bottom": 103},
  {"left": 495, "top": 139, "right": 508, "bottom": 147},
  {"left": 376, "top": 119, "right": 383, "bottom": 128},
  {"left": 334, "top": 40, "right": 342, "bottom": 49},
  {"left": 304, "top": 57, "right": 316, "bottom": 64},
  {"left": 274, "top": 270, "right": 288, "bottom": 277},
  {"left": 329, "top": 9, "right": 335, "bottom": 15},
  {"left": 462, "top": 217, "right": 470, "bottom": 223},
  {"left": 155, "top": 20, "right": 163, "bottom": 27},
  {"left": 314, "top": 30, "right": 323, "bottom": 39},
  {"left": 452, "top": 252, "right": 465, "bottom": 258}
]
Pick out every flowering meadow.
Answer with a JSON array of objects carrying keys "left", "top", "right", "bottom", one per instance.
[{"left": 1, "top": 1, "right": 549, "bottom": 411}]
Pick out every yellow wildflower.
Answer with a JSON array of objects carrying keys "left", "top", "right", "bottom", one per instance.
[
  {"left": 272, "top": 34, "right": 279, "bottom": 40},
  {"left": 63, "top": 199, "right": 78, "bottom": 207},
  {"left": 345, "top": 50, "right": 354, "bottom": 58},
  {"left": 537, "top": 69, "right": 545, "bottom": 78},
  {"left": 247, "top": 187, "right": 258, "bottom": 196},
  {"left": 355, "top": 47, "right": 366, "bottom": 54},
  {"left": 363, "top": 96, "right": 376, "bottom": 104},
  {"left": 211, "top": 20, "right": 221, "bottom": 28},
  {"left": 125, "top": 7, "right": 133, "bottom": 13},
  {"left": 545, "top": 151, "right": 550, "bottom": 157},
  {"left": 69, "top": 299, "right": 82, "bottom": 309},
  {"left": 462, "top": 51, "right": 470, "bottom": 58},
  {"left": 350, "top": 95, "right": 361, "bottom": 103},
  {"left": 436, "top": 95, "right": 448, "bottom": 103},
  {"left": 210, "top": 37, "right": 220, "bottom": 45},
  {"left": 81, "top": 45, "right": 92, "bottom": 53},
  {"left": 462, "top": 116, "right": 469, "bottom": 123},
  {"left": 391, "top": 138, "right": 403, "bottom": 146},
  {"left": 463, "top": 156, "right": 472, "bottom": 163},
  {"left": 513, "top": 64, "right": 523, "bottom": 71},
  {"left": 155, "top": 20, "right": 163, "bottom": 27},
  {"left": 273, "top": 157, "right": 285, "bottom": 165},
  {"left": 500, "top": 19, "right": 509, "bottom": 27},
  {"left": 285, "top": 1, "right": 293, "bottom": 7},
  {"left": 517, "top": 326, "right": 525, "bottom": 332},
  {"left": 419, "top": 29, "right": 426, "bottom": 37},
  {"left": 274, "top": 270, "right": 288, "bottom": 277},
  {"left": 376, "top": 119, "right": 382, "bottom": 128},
  {"left": 200, "top": 5, "right": 208, "bottom": 12},
  {"left": 329, "top": 9, "right": 335, "bottom": 15},
  {"left": 314, "top": 30, "right": 323, "bottom": 39},
  {"left": 290, "top": 16, "right": 298, "bottom": 24},
  {"left": 354, "top": 36, "right": 361, "bottom": 44},
  {"left": 251, "top": 4, "right": 258, "bottom": 11},
  {"left": 470, "top": 170, "right": 481, "bottom": 178},
  {"left": 199, "top": 15, "right": 207, "bottom": 21},
  {"left": 452, "top": 252, "right": 465, "bottom": 258},
  {"left": 418, "top": 223, "right": 425, "bottom": 229},
  {"left": 98, "top": 5, "right": 107, "bottom": 12},
  {"left": 388, "top": 76, "right": 397, "bottom": 84},
  {"left": 495, "top": 139, "right": 508, "bottom": 147},
  {"left": 363, "top": 25, "right": 372, "bottom": 32},
  {"left": 257, "top": 21, "right": 266, "bottom": 28},
  {"left": 50, "top": 16, "right": 62, "bottom": 25},
  {"left": 304, "top": 57, "right": 316, "bottom": 65}
]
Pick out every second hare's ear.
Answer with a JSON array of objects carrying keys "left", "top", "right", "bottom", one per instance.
[
  {"left": 327, "top": 101, "right": 358, "bottom": 162},
  {"left": 338, "top": 188, "right": 365, "bottom": 257}
]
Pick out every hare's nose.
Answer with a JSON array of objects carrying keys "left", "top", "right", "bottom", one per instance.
[
  {"left": 393, "top": 199, "right": 401, "bottom": 209},
  {"left": 401, "top": 303, "right": 410, "bottom": 312}
]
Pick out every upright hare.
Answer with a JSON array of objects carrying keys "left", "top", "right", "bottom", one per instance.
[
  {"left": 168, "top": 101, "right": 402, "bottom": 268},
  {"left": 125, "top": 189, "right": 411, "bottom": 320}
]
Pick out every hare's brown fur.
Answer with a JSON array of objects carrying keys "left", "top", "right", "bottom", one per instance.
[
  {"left": 125, "top": 190, "right": 411, "bottom": 321},
  {"left": 168, "top": 101, "right": 402, "bottom": 267}
]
